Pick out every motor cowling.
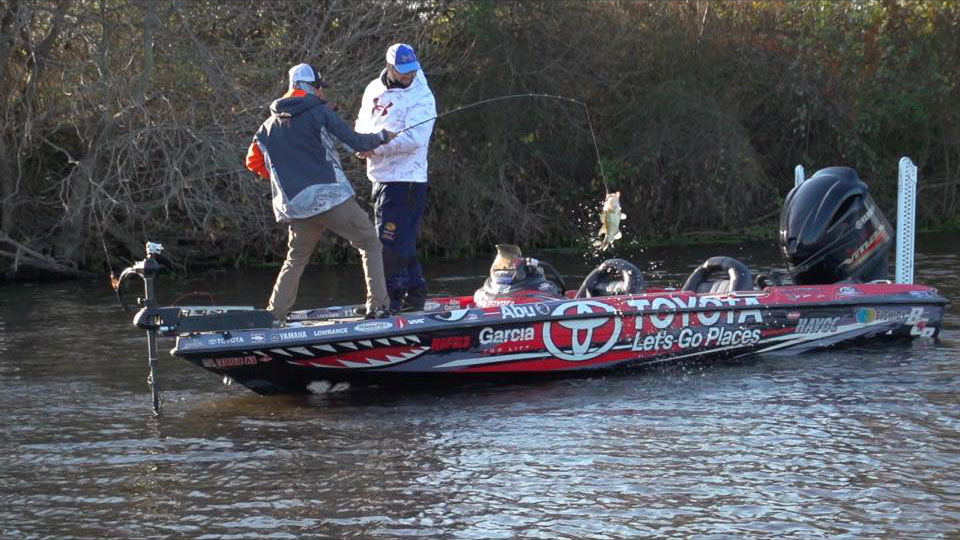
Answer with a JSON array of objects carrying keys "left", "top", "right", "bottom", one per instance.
[{"left": 780, "top": 166, "right": 892, "bottom": 285}]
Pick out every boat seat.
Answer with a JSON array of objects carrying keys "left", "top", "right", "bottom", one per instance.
[
  {"left": 575, "top": 258, "right": 645, "bottom": 298},
  {"left": 754, "top": 273, "right": 777, "bottom": 289},
  {"left": 681, "top": 256, "right": 753, "bottom": 294}
]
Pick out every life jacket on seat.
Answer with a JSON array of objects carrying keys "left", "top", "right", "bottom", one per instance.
[{"left": 473, "top": 244, "right": 563, "bottom": 307}]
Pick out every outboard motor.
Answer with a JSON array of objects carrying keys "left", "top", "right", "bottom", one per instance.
[
  {"left": 780, "top": 166, "right": 892, "bottom": 285},
  {"left": 473, "top": 244, "right": 564, "bottom": 307}
]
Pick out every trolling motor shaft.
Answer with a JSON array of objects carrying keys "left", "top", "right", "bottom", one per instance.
[
  {"left": 117, "top": 242, "right": 168, "bottom": 415},
  {"left": 138, "top": 242, "right": 164, "bottom": 415}
]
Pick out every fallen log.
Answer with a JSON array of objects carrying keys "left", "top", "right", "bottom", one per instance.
[{"left": 0, "top": 231, "right": 92, "bottom": 279}]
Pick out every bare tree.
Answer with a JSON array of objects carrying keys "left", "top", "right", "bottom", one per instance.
[{"left": 1, "top": 0, "right": 957, "bottom": 278}]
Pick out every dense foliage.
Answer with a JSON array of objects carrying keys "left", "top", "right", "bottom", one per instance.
[{"left": 1, "top": 0, "right": 958, "bottom": 275}]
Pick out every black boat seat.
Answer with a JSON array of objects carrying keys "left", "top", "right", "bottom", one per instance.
[
  {"left": 681, "top": 256, "right": 753, "bottom": 294},
  {"left": 575, "top": 259, "right": 645, "bottom": 298}
]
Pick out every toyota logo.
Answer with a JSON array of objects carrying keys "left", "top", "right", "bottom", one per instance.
[{"left": 543, "top": 300, "right": 622, "bottom": 361}]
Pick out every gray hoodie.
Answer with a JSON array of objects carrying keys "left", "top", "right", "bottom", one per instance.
[{"left": 254, "top": 94, "right": 385, "bottom": 221}]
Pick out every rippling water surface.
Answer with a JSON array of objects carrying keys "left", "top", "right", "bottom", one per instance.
[{"left": 1, "top": 235, "right": 957, "bottom": 538}]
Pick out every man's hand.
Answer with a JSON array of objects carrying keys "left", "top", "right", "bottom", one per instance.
[{"left": 379, "top": 129, "right": 397, "bottom": 144}]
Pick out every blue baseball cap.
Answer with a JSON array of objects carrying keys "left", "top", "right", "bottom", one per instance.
[{"left": 386, "top": 43, "right": 421, "bottom": 74}]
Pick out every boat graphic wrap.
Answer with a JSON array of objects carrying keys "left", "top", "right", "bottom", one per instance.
[
  {"left": 170, "top": 283, "right": 946, "bottom": 394},
  {"left": 287, "top": 345, "right": 431, "bottom": 369},
  {"left": 542, "top": 300, "right": 622, "bottom": 361}
]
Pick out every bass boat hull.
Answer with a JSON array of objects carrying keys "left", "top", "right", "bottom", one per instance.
[{"left": 170, "top": 283, "right": 946, "bottom": 395}]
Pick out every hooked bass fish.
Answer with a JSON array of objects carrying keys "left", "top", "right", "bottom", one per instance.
[{"left": 593, "top": 191, "right": 626, "bottom": 250}]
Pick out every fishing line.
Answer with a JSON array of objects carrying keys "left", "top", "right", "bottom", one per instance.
[
  {"left": 394, "top": 93, "right": 610, "bottom": 194},
  {"left": 91, "top": 203, "right": 121, "bottom": 289}
]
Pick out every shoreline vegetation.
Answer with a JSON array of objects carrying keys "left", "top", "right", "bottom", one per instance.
[{"left": 1, "top": 1, "right": 958, "bottom": 281}]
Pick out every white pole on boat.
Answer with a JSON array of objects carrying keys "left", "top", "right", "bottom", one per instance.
[
  {"left": 896, "top": 157, "right": 918, "bottom": 284},
  {"left": 794, "top": 164, "right": 805, "bottom": 188}
]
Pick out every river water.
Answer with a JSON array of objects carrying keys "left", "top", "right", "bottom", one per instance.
[{"left": 1, "top": 234, "right": 957, "bottom": 538}]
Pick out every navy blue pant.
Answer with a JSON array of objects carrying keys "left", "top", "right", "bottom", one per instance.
[{"left": 372, "top": 182, "right": 428, "bottom": 311}]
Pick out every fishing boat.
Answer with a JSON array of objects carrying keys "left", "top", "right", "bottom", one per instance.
[{"left": 117, "top": 160, "right": 948, "bottom": 409}]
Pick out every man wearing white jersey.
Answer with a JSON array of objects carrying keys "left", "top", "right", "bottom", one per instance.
[{"left": 355, "top": 43, "right": 437, "bottom": 312}]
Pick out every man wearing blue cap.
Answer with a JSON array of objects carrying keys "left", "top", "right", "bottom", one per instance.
[{"left": 355, "top": 43, "right": 437, "bottom": 313}]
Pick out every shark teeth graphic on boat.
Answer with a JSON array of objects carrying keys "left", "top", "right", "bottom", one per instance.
[
  {"left": 264, "top": 335, "right": 423, "bottom": 358},
  {"left": 285, "top": 346, "right": 431, "bottom": 369}
]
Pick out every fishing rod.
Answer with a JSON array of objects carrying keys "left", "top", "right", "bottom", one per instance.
[{"left": 394, "top": 93, "right": 610, "bottom": 193}]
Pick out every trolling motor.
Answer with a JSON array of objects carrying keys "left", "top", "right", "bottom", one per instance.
[
  {"left": 113, "top": 242, "right": 172, "bottom": 415},
  {"left": 113, "top": 242, "right": 275, "bottom": 414}
]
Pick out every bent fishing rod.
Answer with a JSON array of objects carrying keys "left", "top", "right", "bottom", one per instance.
[{"left": 393, "top": 93, "right": 610, "bottom": 193}]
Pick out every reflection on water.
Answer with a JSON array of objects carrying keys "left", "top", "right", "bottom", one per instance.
[{"left": 0, "top": 234, "right": 957, "bottom": 538}]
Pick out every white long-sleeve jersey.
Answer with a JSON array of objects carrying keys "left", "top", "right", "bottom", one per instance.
[{"left": 355, "top": 69, "right": 436, "bottom": 183}]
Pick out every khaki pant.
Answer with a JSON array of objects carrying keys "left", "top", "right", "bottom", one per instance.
[{"left": 267, "top": 198, "right": 389, "bottom": 320}]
